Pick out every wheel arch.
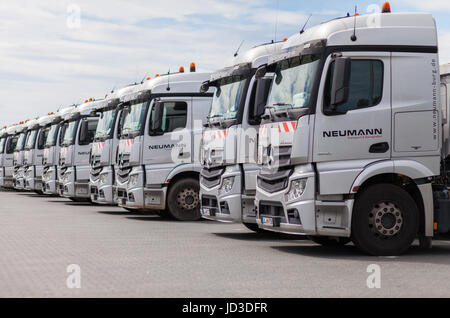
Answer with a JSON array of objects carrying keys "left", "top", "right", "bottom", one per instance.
[{"left": 352, "top": 170, "right": 429, "bottom": 237}]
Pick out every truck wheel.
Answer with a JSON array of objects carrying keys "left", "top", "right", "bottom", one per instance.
[
  {"left": 308, "top": 236, "right": 351, "bottom": 246},
  {"left": 243, "top": 222, "right": 266, "bottom": 233},
  {"left": 166, "top": 178, "right": 201, "bottom": 221},
  {"left": 351, "top": 184, "right": 419, "bottom": 256}
]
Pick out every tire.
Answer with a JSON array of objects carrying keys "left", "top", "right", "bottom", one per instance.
[
  {"left": 166, "top": 178, "right": 201, "bottom": 221},
  {"left": 308, "top": 236, "right": 351, "bottom": 246},
  {"left": 243, "top": 222, "right": 266, "bottom": 233},
  {"left": 351, "top": 183, "right": 419, "bottom": 256}
]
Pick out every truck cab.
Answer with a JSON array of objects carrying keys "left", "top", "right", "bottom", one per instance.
[
  {"left": 42, "top": 107, "right": 74, "bottom": 195},
  {"left": 199, "top": 42, "right": 282, "bottom": 231},
  {"left": 115, "top": 69, "right": 214, "bottom": 220},
  {"left": 12, "top": 122, "right": 28, "bottom": 190},
  {"left": 89, "top": 90, "right": 127, "bottom": 205},
  {"left": 255, "top": 11, "right": 449, "bottom": 255},
  {"left": 0, "top": 127, "right": 9, "bottom": 187},
  {"left": 0, "top": 125, "right": 20, "bottom": 188},
  {"left": 58, "top": 101, "right": 100, "bottom": 200},
  {"left": 24, "top": 115, "right": 53, "bottom": 193}
]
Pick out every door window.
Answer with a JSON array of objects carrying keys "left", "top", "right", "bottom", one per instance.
[
  {"left": 324, "top": 59, "right": 383, "bottom": 113},
  {"left": 150, "top": 101, "right": 187, "bottom": 134}
]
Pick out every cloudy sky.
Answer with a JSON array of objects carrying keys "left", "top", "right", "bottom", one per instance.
[{"left": 1, "top": 0, "right": 450, "bottom": 126}]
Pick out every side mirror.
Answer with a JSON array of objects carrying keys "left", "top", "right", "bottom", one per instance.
[
  {"left": 79, "top": 120, "right": 89, "bottom": 145},
  {"left": 150, "top": 102, "right": 164, "bottom": 136},
  {"left": 255, "top": 65, "right": 268, "bottom": 79},
  {"left": 330, "top": 57, "right": 351, "bottom": 108},
  {"left": 253, "top": 78, "right": 272, "bottom": 121},
  {"left": 200, "top": 81, "right": 210, "bottom": 93}
]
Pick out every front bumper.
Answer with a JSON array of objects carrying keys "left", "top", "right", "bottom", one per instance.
[
  {"left": 255, "top": 165, "right": 316, "bottom": 235},
  {"left": 59, "top": 166, "right": 90, "bottom": 199},
  {"left": 90, "top": 166, "right": 115, "bottom": 205},
  {"left": 200, "top": 166, "right": 256, "bottom": 224},
  {"left": 115, "top": 166, "right": 166, "bottom": 210}
]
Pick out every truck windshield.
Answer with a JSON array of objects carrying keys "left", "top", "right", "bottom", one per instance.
[
  {"left": 45, "top": 124, "right": 59, "bottom": 147},
  {"left": 0, "top": 137, "right": 6, "bottom": 153},
  {"left": 62, "top": 120, "right": 78, "bottom": 146},
  {"left": 95, "top": 109, "right": 116, "bottom": 140},
  {"left": 121, "top": 101, "right": 148, "bottom": 137},
  {"left": 209, "top": 76, "right": 247, "bottom": 121},
  {"left": 25, "top": 129, "right": 38, "bottom": 150},
  {"left": 267, "top": 54, "right": 321, "bottom": 110},
  {"left": 15, "top": 133, "right": 27, "bottom": 151}
]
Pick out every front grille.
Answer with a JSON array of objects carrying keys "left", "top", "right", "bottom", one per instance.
[
  {"left": 257, "top": 168, "right": 293, "bottom": 193},
  {"left": 117, "top": 167, "right": 132, "bottom": 183},
  {"left": 260, "top": 145, "right": 292, "bottom": 170},
  {"left": 60, "top": 166, "right": 68, "bottom": 175},
  {"left": 91, "top": 155, "right": 102, "bottom": 168},
  {"left": 201, "top": 195, "right": 219, "bottom": 215},
  {"left": 200, "top": 167, "right": 225, "bottom": 188},
  {"left": 90, "top": 166, "right": 103, "bottom": 179},
  {"left": 259, "top": 202, "right": 286, "bottom": 223}
]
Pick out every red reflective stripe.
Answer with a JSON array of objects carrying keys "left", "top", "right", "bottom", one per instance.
[
  {"left": 283, "top": 122, "right": 289, "bottom": 132},
  {"left": 223, "top": 130, "right": 227, "bottom": 137},
  {"left": 291, "top": 121, "right": 296, "bottom": 130}
]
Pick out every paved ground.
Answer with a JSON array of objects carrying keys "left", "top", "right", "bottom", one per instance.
[{"left": 1, "top": 190, "right": 450, "bottom": 297}]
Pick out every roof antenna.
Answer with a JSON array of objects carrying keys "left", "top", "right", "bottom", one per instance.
[
  {"left": 234, "top": 40, "right": 245, "bottom": 57},
  {"left": 166, "top": 69, "right": 171, "bottom": 91},
  {"left": 351, "top": 6, "right": 358, "bottom": 42},
  {"left": 273, "top": 0, "right": 279, "bottom": 42},
  {"left": 300, "top": 14, "right": 312, "bottom": 34}
]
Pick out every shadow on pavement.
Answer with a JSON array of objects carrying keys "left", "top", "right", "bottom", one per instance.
[
  {"left": 98, "top": 210, "right": 155, "bottom": 216},
  {"left": 271, "top": 241, "right": 450, "bottom": 265},
  {"left": 213, "top": 231, "right": 304, "bottom": 242}
]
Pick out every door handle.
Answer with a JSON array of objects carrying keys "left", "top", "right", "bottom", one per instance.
[{"left": 369, "top": 142, "right": 389, "bottom": 153}]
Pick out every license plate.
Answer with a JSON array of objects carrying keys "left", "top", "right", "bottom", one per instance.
[
  {"left": 262, "top": 217, "right": 274, "bottom": 227},
  {"left": 202, "top": 208, "right": 210, "bottom": 216}
]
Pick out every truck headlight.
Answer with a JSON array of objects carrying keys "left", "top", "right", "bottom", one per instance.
[
  {"left": 220, "top": 177, "right": 235, "bottom": 194},
  {"left": 128, "top": 174, "right": 139, "bottom": 188},
  {"left": 285, "top": 178, "right": 307, "bottom": 202}
]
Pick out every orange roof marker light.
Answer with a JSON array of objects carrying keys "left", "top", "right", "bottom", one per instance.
[
  {"left": 85, "top": 99, "right": 89, "bottom": 103},
  {"left": 282, "top": 38, "right": 287, "bottom": 42},
  {"left": 179, "top": 66, "right": 185, "bottom": 73},
  {"left": 354, "top": 12, "right": 359, "bottom": 16},
  {"left": 382, "top": 2, "right": 391, "bottom": 13},
  {"left": 155, "top": 74, "right": 160, "bottom": 77},
  {"left": 89, "top": 97, "right": 93, "bottom": 102},
  {"left": 146, "top": 77, "right": 151, "bottom": 81},
  {"left": 190, "top": 62, "right": 196, "bottom": 72}
]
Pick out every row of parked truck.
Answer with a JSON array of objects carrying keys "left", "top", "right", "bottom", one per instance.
[{"left": 1, "top": 6, "right": 450, "bottom": 255}]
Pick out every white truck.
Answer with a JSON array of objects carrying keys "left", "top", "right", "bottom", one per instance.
[
  {"left": 58, "top": 100, "right": 100, "bottom": 201},
  {"left": 89, "top": 89, "right": 126, "bottom": 205},
  {"left": 255, "top": 10, "right": 450, "bottom": 255},
  {"left": 24, "top": 115, "right": 54, "bottom": 193},
  {"left": 0, "top": 125, "right": 21, "bottom": 189},
  {"left": 115, "top": 69, "right": 214, "bottom": 220},
  {"left": 42, "top": 107, "right": 74, "bottom": 195},
  {"left": 0, "top": 126, "right": 18, "bottom": 188},
  {"left": 12, "top": 122, "right": 28, "bottom": 190},
  {"left": 199, "top": 42, "right": 282, "bottom": 231}
]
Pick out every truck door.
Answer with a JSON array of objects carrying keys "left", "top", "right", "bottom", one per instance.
[
  {"left": 313, "top": 52, "right": 391, "bottom": 194},
  {"left": 143, "top": 98, "right": 191, "bottom": 185}
]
